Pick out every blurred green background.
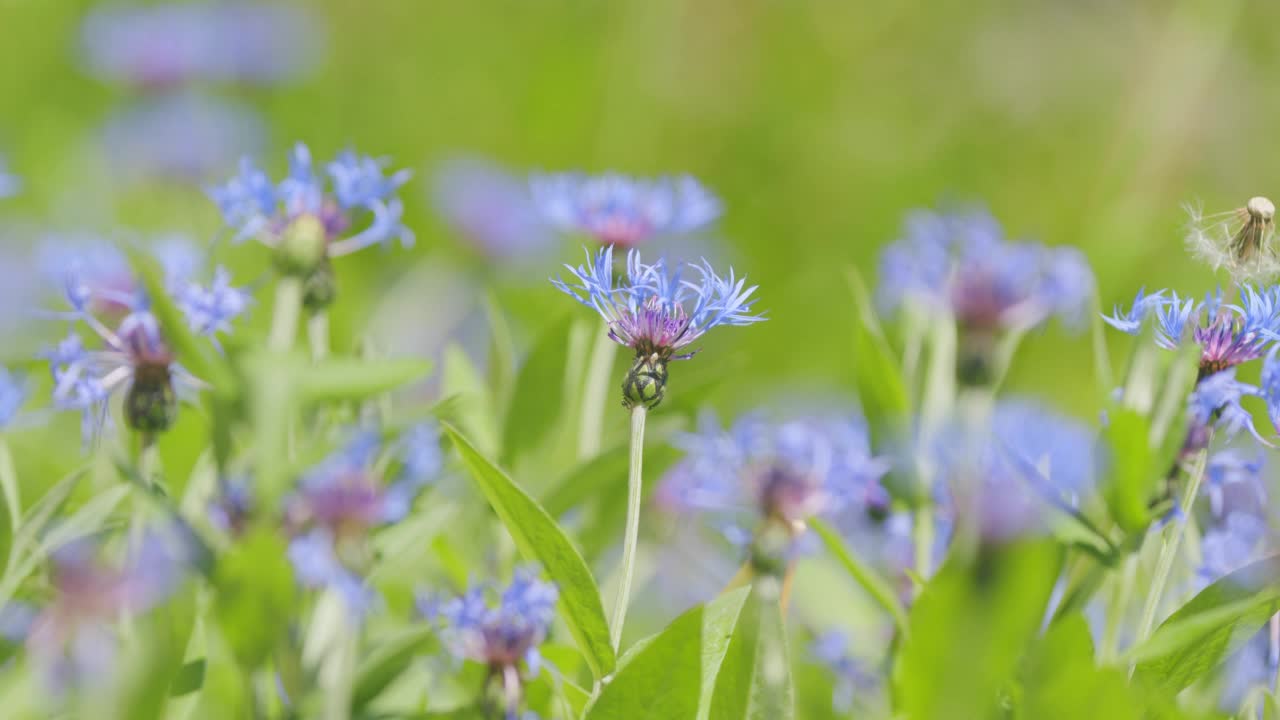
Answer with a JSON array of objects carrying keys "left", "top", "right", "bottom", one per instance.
[{"left": 0, "top": 0, "right": 1272, "bottom": 420}]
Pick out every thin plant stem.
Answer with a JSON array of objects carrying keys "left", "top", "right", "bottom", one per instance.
[
  {"left": 138, "top": 432, "right": 162, "bottom": 490},
  {"left": 308, "top": 311, "right": 330, "bottom": 361},
  {"left": 578, "top": 329, "right": 616, "bottom": 461},
  {"left": 610, "top": 405, "right": 646, "bottom": 651},
  {"left": 779, "top": 561, "right": 797, "bottom": 614},
  {"left": 1271, "top": 613, "right": 1280, "bottom": 694},
  {"left": 268, "top": 276, "right": 304, "bottom": 352},
  {"left": 913, "top": 505, "right": 935, "bottom": 583},
  {"left": 1133, "top": 450, "right": 1208, "bottom": 662},
  {"left": 1102, "top": 554, "right": 1137, "bottom": 662}
]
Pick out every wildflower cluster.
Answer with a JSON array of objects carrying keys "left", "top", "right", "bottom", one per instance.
[{"left": 879, "top": 206, "right": 1093, "bottom": 384}]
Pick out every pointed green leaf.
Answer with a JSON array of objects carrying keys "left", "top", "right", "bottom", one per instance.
[
  {"left": 502, "top": 313, "right": 575, "bottom": 465},
  {"left": 443, "top": 345, "right": 500, "bottom": 457},
  {"left": 351, "top": 626, "right": 437, "bottom": 711},
  {"left": 1020, "top": 614, "right": 1143, "bottom": 720},
  {"left": 1101, "top": 408, "right": 1155, "bottom": 533},
  {"left": 213, "top": 528, "right": 298, "bottom": 668},
  {"left": 443, "top": 422, "right": 615, "bottom": 678},
  {"left": 1132, "top": 554, "right": 1280, "bottom": 692},
  {"left": 587, "top": 588, "right": 749, "bottom": 720},
  {"left": 708, "top": 587, "right": 794, "bottom": 720}
]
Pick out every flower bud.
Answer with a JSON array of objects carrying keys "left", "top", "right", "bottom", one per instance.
[
  {"left": 274, "top": 214, "right": 328, "bottom": 277},
  {"left": 125, "top": 364, "right": 177, "bottom": 433},
  {"left": 622, "top": 351, "right": 668, "bottom": 410}
]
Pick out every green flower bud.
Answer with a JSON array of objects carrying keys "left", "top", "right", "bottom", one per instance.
[
  {"left": 125, "top": 364, "right": 178, "bottom": 434},
  {"left": 622, "top": 351, "right": 668, "bottom": 410},
  {"left": 302, "top": 256, "right": 338, "bottom": 312},
  {"left": 274, "top": 214, "right": 328, "bottom": 277}
]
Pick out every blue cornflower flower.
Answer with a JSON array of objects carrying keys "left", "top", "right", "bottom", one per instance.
[
  {"left": 659, "top": 409, "right": 890, "bottom": 547},
  {"left": 878, "top": 206, "right": 1094, "bottom": 332},
  {"left": 811, "top": 631, "right": 879, "bottom": 714},
  {"left": 1199, "top": 512, "right": 1268, "bottom": 584},
  {"left": 1105, "top": 285, "right": 1280, "bottom": 376},
  {"left": 0, "top": 154, "right": 20, "bottom": 198},
  {"left": 99, "top": 91, "right": 265, "bottom": 183},
  {"left": 80, "top": 2, "right": 320, "bottom": 88},
  {"left": 932, "top": 399, "right": 1098, "bottom": 541},
  {"left": 433, "top": 157, "right": 555, "bottom": 261},
  {"left": 16, "top": 529, "right": 191, "bottom": 692},
  {"left": 1187, "top": 369, "right": 1275, "bottom": 449},
  {"left": 208, "top": 142, "right": 413, "bottom": 258},
  {"left": 284, "top": 424, "right": 441, "bottom": 612},
  {"left": 40, "top": 244, "right": 248, "bottom": 439},
  {"left": 531, "top": 172, "right": 721, "bottom": 247},
  {"left": 418, "top": 567, "right": 558, "bottom": 718}
]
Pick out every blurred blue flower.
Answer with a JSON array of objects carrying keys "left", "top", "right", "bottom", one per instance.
[
  {"left": 1199, "top": 512, "right": 1268, "bottom": 584},
  {"left": 99, "top": 91, "right": 266, "bottom": 183},
  {"left": 284, "top": 424, "right": 441, "bottom": 611},
  {"left": 554, "top": 245, "right": 764, "bottom": 361},
  {"left": 0, "top": 155, "right": 20, "bottom": 198},
  {"left": 38, "top": 241, "right": 248, "bottom": 440},
  {"left": 933, "top": 399, "right": 1098, "bottom": 541},
  {"left": 80, "top": 2, "right": 321, "bottom": 88},
  {"left": 811, "top": 631, "right": 878, "bottom": 714},
  {"left": 878, "top": 206, "right": 1094, "bottom": 332},
  {"left": 659, "top": 409, "right": 889, "bottom": 547},
  {"left": 209, "top": 142, "right": 413, "bottom": 255},
  {"left": 0, "top": 367, "right": 28, "bottom": 430},
  {"left": 1204, "top": 449, "right": 1268, "bottom": 520},
  {"left": 1106, "top": 285, "right": 1280, "bottom": 376},
  {"left": 531, "top": 172, "right": 720, "bottom": 247},
  {"left": 418, "top": 567, "right": 558, "bottom": 680},
  {"left": 1188, "top": 369, "right": 1275, "bottom": 449},
  {"left": 17, "top": 530, "right": 191, "bottom": 692},
  {"left": 433, "top": 157, "right": 555, "bottom": 260}
]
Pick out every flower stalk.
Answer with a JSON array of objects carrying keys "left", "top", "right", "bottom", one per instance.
[
  {"left": 610, "top": 404, "right": 647, "bottom": 650},
  {"left": 269, "top": 276, "right": 304, "bottom": 352}
]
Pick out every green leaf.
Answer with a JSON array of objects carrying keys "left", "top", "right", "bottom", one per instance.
[
  {"left": 1101, "top": 408, "right": 1155, "bottom": 533},
  {"left": 213, "top": 528, "right": 298, "bottom": 668},
  {"left": 846, "top": 268, "right": 909, "bottom": 441},
  {"left": 811, "top": 518, "right": 909, "bottom": 636},
  {"left": 442, "top": 345, "right": 501, "bottom": 457},
  {"left": 0, "top": 439, "right": 20, "bottom": 576},
  {"left": 295, "top": 357, "right": 432, "bottom": 402},
  {"left": 1019, "top": 614, "right": 1143, "bottom": 720},
  {"left": 110, "top": 590, "right": 197, "bottom": 720},
  {"left": 893, "top": 540, "right": 1062, "bottom": 720},
  {"left": 587, "top": 588, "right": 750, "bottom": 720},
  {"left": 169, "top": 659, "right": 206, "bottom": 697},
  {"left": 708, "top": 587, "right": 794, "bottom": 720},
  {"left": 501, "top": 313, "right": 575, "bottom": 466},
  {"left": 443, "top": 422, "right": 615, "bottom": 678},
  {"left": 351, "top": 626, "right": 437, "bottom": 711},
  {"left": 1132, "top": 554, "right": 1280, "bottom": 692},
  {"left": 485, "top": 293, "right": 519, "bottom": 418}
]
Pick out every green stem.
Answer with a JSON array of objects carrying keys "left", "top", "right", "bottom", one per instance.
[
  {"left": 811, "top": 518, "right": 909, "bottom": 637},
  {"left": 308, "top": 311, "right": 330, "bottom": 361},
  {"left": 578, "top": 329, "right": 616, "bottom": 461},
  {"left": 1133, "top": 450, "right": 1208, "bottom": 657},
  {"left": 0, "top": 437, "right": 20, "bottom": 569},
  {"left": 269, "top": 276, "right": 304, "bottom": 352},
  {"left": 1102, "top": 554, "right": 1137, "bottom": 662},
  {"left": 138, "top": 433, "right": 162, "bottom": 490},
  {"left": 610, "top": 405, "right": 646, "bottom": 650}
]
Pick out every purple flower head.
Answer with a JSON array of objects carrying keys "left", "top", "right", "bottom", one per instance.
[
  {"left": 418, "top": 567, "right": 558, "bottom": 675},
  {"left": 209, "top": 142, "right": 413, "bottom": 256},
  {"left": 660, "top": 409, "right": 890, "bottom": 540},
  {"left": 554, "top": 245, "right": 764, "bottom": 360},
  {"left": 99, "top": 91, "right": 266, "bottom": 183},
  {"left": 433, "top": 157, "right": 555, "bottom": 260},
  {"left": 1106, "top": 285, "right": 1280, "bottom": 376},
  {"left": 878, "top": 206, "right": 1094, "bottom": 332},
  {"left": 21, "top": 530, "right": 190, "bottom": 691},
  {"left": 80, "top": 2, "right": 321, "bottom": 89},
  {"left": 209, "top": 478, "right": 253, "bottom": 537},
  {"left": 531, "top": 172, "right": 721, "bottom": 247},
  {"left": 934, "top": 399, "right": 1098, "bottom": 542},
  {"left": 811, "top": 631, "right": 878, "bottom": 713},
  {"left": 284, "top": 424, "right": 441, "bottom": 609}
]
